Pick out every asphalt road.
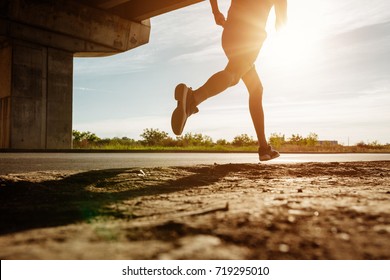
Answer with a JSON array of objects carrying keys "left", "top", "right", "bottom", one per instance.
[{"left": 0, "top": 152, "right": 389, "bottom": 175}]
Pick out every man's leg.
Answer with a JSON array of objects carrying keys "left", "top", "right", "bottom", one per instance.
[
  {"left": 192, "top": 59, "right": 249, "bottom": 106},
  {"left": 171, "top": 65, "right": 238, "bottom": 135},
  {"left": 241, "top": 66, "right": 267, "bottom": 148},
  {"left": 171, "top": 60, "right": 249, "bottom": 136},
  {"left": 242, "top": 66, "right": 279, "bottom": 161}
]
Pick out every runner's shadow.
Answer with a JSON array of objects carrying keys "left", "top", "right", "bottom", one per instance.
[{"left": 0, "top": 163, "right": 256, "bottom": 235}]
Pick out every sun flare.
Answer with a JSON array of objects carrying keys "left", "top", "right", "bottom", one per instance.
[
  {"left": 258, "top": 3, "right": 323, "bottom": 72},
  {"left": 260, "top": 25, "right": 320, "bottom": 72}
]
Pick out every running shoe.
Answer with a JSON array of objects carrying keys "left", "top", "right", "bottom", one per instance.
[
  {"left": 259, "top": 145, "right": 280, "bottom": 161},
  {"left": 171, "top": 83, "right": 199, "bottom": 135}
]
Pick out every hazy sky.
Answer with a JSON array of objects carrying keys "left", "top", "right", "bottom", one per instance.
[{"left": 73, "top": 0, "right": 390, "bottom": 145}]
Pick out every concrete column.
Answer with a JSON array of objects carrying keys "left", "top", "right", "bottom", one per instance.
[
  {"left": 0, "top": 41, "right": 12, "bottom": 148},
  {"left": 0, "top": 40, "right": 72, "bottom": 149},
  {"left": 46, "top": 48, "right": 73, "bottom": 149},
  {"left": 1, "top": 0, "right": 207, "bottom": 150}
]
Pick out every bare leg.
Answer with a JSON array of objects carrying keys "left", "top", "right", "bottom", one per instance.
[
  {"left": 171, "top": 61, "right": 244, "bottom": 136},
  {"left": 192, "top": 70, "right": 234, "bottom": 105},
  {"left": 241, "top": 66, "right": 268, "bottom": 148},
  {"left": 192, "top": 60, "right": 249, "bottom": 106}
]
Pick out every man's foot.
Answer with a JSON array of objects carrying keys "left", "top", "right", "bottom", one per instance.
[
  {"left": 259, "top": 145, "right": 280, "bottom": 161},
  {"left": 171, "top": 83, "right": 199, "bottom": 135}
]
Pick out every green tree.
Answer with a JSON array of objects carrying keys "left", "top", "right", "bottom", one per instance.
[
  {"left": 201, "top": 135, "right": 214, "bottom": 147},
  {"left": 288, "top": 134, "right": 304, "bottom": 145},
  {"left": 305, "top": 132, "right": 318, "bottom": 146},
  {"left": 216, "top": 139, "right": 229, "bottom": 146},
  {"left": 269, "top": 133, "right": 285, "bottom": 149},
  {"left": 140, "top": 128, "right": 169, "bottom": 146},
  {"left": 72, "top": 130, "right": 101, "bottom": 148},
  {"left": 232, "top": 134, "right": 256, "bottom": 147},
  {"left": 72, "top": 130, "right": 100, "bottom": 143},
  {"left": 177, "top": 133, "right": 213, "bottom": 147}
]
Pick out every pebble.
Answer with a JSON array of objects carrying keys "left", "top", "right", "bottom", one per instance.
[
  {"left": 279, "top": 243, "right": 290, "bottom": 253},
  {"left": 338, "top": 233, "right": 350, "bottom": 241},
  {"left": 373, "top": 225, "right": 390, "bottom": 234},
  {"left": 288, "top": 216, "right": 296, "bottom": 223}
]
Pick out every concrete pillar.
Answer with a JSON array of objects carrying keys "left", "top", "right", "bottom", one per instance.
[
  {"left": 0, "top": 0, "right": 153, "bottom": 149},
  {"left": 0, "top": 0, "right": 203, "bottom": 149},
  {"left": 0, "top": 40, "right": 72, "bottom": 149},
  {"left": 46, "top": 48, "right": 73, "bottom": 149},
  {"left": 0, "top": 41, "right": 12, "bottom": 148}
]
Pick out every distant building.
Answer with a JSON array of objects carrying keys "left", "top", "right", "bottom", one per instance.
[{"left": 318, "top": 140, "right": 338, "bottom": 146}]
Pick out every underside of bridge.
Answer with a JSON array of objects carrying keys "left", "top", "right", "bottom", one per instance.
[{"left": 0, "top": 0, "right": 203, "bottom": 149}]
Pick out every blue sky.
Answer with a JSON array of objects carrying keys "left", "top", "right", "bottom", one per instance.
[{"left": 73, "top": 0, "right": 390, "bottom": 145}]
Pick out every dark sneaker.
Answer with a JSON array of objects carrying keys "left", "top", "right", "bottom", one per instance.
[
  {"left": 171, "top": 83, "right": 199, "bottom": 135},
  {"left": 259, "top": 145, "right": 280, "bottom": 161}
]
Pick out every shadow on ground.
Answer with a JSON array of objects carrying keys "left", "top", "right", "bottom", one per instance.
[
  {"left": 1, "top": 162, "right": 389, "bottom": 259},
  {"left": 0, "top": 164, "right": 252, "bottom": 235}
]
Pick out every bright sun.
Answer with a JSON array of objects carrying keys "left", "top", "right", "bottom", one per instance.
[
  {"left": 258, "top": 3, "right": 323, "bottom": 72},
  {"left": 260, "top": 26, "right": 320, "bottom": 72}
]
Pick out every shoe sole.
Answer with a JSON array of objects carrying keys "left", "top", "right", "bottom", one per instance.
[
  {"left": 259, "top": 153, "right": 280, "bottom": 161},
  {"left": 171, "top": 83, "right": 188, "bottom": 135}
]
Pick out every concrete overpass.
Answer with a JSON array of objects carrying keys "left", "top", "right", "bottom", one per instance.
[{"left": 0, "top": 0, "right": 203, "bottom": 149}]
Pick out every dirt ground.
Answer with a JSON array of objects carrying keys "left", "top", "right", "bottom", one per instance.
[{"left": 0, "top": 161, "right": 389, "bottom": 260}]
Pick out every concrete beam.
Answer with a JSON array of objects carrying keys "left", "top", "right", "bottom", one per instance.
[
  {"left": 98, "top": 0, "right": 133, "bottom": 10},
  {"left": 5, "top": 20, "right": 121, "bottom": 56},
  {"left": 3, "top": 0, "right": 151, "bottom": 55},
  {"left": 81, "top": 0, "right": 132, "bottom": 10},
  {"left": 108, "top": 0, "right": 204, "bottom": 22}
]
